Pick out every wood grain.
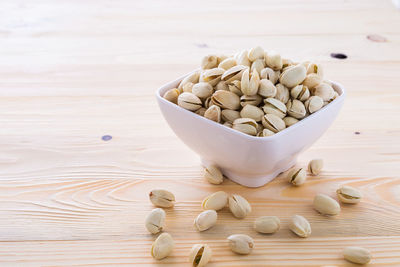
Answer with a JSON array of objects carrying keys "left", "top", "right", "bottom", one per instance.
[{"left": 0, "top": 0, "right": 400, "bottom": 265}]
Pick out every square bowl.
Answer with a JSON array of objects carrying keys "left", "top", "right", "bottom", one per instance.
[{"left": 156, "top": 71, "right": 345, "bottom": 187}]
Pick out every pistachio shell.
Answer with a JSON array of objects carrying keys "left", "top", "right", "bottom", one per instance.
[
  {"left": 163, "top": 88, "right": 180, "bottom": 104},
  {"left": 201, "top": 68, "right": 225, "bottom": 86},
  {"left": 250, "top": 59, "right": 265, "bottom": 75},
  {"left": 308, "top": 158, "right": 323, "bottom": 175},
  {"left": 336, "top": 186, "right": 362, "bottom": 204},
  {"left": 211, "top": 90, "right": 240, "bottom": 110},
  {"left": 261, "top": 114, "right": 286, "bottom": 133},
  {"left": 240, "top": 104, "right": 264, "bottom": 122},
  {"left": 313, "top": 193, "right": 341, "bottom": 216},
  {"left": 178, "top": 70, "right": 200, "bottom": 91},
  {"left": 228, "top": 194, "right": 252, "bottom": 219},
  {"left": 343, "top": 247, "right": 371, "bottom": 265},
  {"left": 227, "top": 80, "right": 243, "bottom": 96},
  {"left": 312, "top": 83, "right": 335, "bottom": 101},
  {"left": 182, "top": 82, "right": 194, "bottom": 93},
  {"left": 289, "top": 215, "right": 311, "bottom": 238},
  {"left": 257, "top": 128, "right": 275, "bottom": 137},
  {"left": 215, "top": 81, "right": 229, "bottom": 91},
  {"left": 195, "top": 107, "right": 206, "bottom": 116},
  {"left": 189, "top": 244, "right": 212, "bottom": 267},
  {"left": 178, "top": 92, "right": 202, "bottom": 111},
  {"left": 202, "top": 191, "right": 228, "bottom": 210},
  {"left": 192, "top": 82, "right": 213, "bottom": 99},
  {"left": 204, "top": 105, "right": 221, "bottom": 123},
  {"left": 149, "top": 189, "right": 175, "bottom": 208},
  {"left": 221, "top": 109, "right": 241, "bottom": 123},
  {"left": 194, "top": 210, "right": 217, "bottom": 231},
  {"left": 145, "top": 208, "right": 166, "bottom": 234},
  {"left": 221, "top": 65, "right": 248, "bottom": 83},
  {"left": 305, "top": 96, "right": 324, "bottom": 113},
  {"left": 241, "top": 69, "right": 260, "bottom": 96},
  {"left": 248, "top": 46, "right": 265, "bottom": 61},
  {"left": 201, "top": 55, "right": 218, "bottom": 69},
  {"left": 306, "top": 62, "right": 324, "bottom": 78},
  {"left": 260, "top": 67, "right": 280, "bottom": 84},
  {"left": 303, "top": 73, "right": 322, "bottom": 89},
  {"left": 286, "top": 99, "right": 306, "bottom": 119},
  {"left": 151, "top": 233, "right": 174, "bottom": 260},
  {"left": 227, "top": 234, "right": 254, "bottom": 255},
  {"left": 203, "top": 165, "right": 224, "bottom": 185},
  {"left": 287, "top": 168, "right": 307, "bottom": 186},
  {"left": 218, "top": 57, "right": 237, "bottom": 70},
  {"left": 258, "top": 79, "right": 277, "bottom": 98},
  {"left": 236, "top": 50, "right": 251, "bottom": 67},
  {"left": 240, "top": 94, "right": 262, "bottom": 107},
  {"left": 291, "top": 85, "right": 310, "bottom": 102},
  {"left": 279, "top": 65, "right": 307, "bottom": 88},
  {"left": 232, "top": 118, "right": 258, "bottom": 136},
  {"left": 263, "top": 98, "right": 287, "bottom": 119},
  {"left": 223, "top": 121, "right": 233, "bottom": 128},
  {"left": 265, "top": 51, "right": 283, "bottom": 70},
  {"left": 254, "top": 216, "right": 280, "bottom": 234},
  {"left": 274, "top": 83, "right": 290, "bottom": 104},
  {"left": 283, "top": 116, "right": 299, "bottom": 127}
]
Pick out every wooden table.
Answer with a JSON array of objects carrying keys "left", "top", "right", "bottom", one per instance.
[{"left": 0, "top": 0, "right": 399, "bottom": 266}]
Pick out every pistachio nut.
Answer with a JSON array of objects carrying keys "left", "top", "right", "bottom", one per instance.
[
  {"left": 343, "top": 247, "right": 372, "bottom": 265},
  {"left": 228, "top": 194, "right": 251, "bottom": 219},
  {"left": 194, "top": 210, "right": 217, "bottom": 231},
  {"left": 236, "top": 50, "right": 251, "bottom": 67},
  {"left": 203, "top": 96, "right": 212, "bottom": 109},
  {"left": 291, "top": 85, "right": 310, "bottom": 102},
  {"left": 223, "top": 121, "right": 233, "bottom": 128},
  {"left": 257, "top": 128, "right": 275, "bottom": 137},
  {"left": 182, "top": 82, "right": 194, "bottom": 93},
  {"left": 178, "top": 70, "right": 200, "bottom": 91},
  {"left": 263, "top": 98, "right": 287, "bottom": 119},
  {"left": 215, "top": 81, "right": 229, "bottom": 91},
  {"left": 189, "top": 244, "right": 212, "bottom": 267},
  {"left": 282, "top": 58, "right": 294, "bottom": 69},
  {"left": 289, "top": 215, "right": 311, "bottom": 238},
  {"left": 203, "top": 165, "right": 224, "bottom": 185},
  {"left": 178, "top": 92, "right": 202, "bottom": 111},
  {"left": 254, "top": 216, "right": 280, "bottom": 234},
  {"left": 204, "top": 105, "right": 221, "bottom": 123},
  {"left": 248, "top": 46, "right": 265, "bottom": 61},
  {"left": 218, "top": 57, "right": 237, "bottom": 70},
  {"left": 201, "top": 55, "right": 218, "bottom": 69},
  {"left": 303, "top": 73, "right": 322, "bottom": 89},
  {"left": 312, "top": 83, "right": 335, "bottom": 102},
  {"left": 305, "top": 96, "right": 323, "bottom": 114},
  {"left": 195, "top": 107, "right": 206, "bottom": 116},
  {"left": 221, "top": 65, "right": 248, "bottom": 83},
  {"left": 274, "top": 83, "right": 290, "bottom": 103},
  {"left": 201, "top": 67, "right": 225, "bottom": 86},
  {"left": 265, "top": 51, "right": 283, "bottom": 70},
  {"left": 145, "top": 208, "right": 166, "bottom": 234},
  {"left": 163, "top": 88, "right": 180, "bottom": 104},
  {"left": 151, "top": 232, "right": 174, "bottom": 260},
  {"left": 336, "top": 186, "right": 362, "bottom": 204},
  {"left": 240, "top": 94, "right": 263, "bottom": 107},
  {"left": 306, "top": 62, "right": 324, "bottom": 78},
  {"left": 287, "top": 168, "right": 307, "bottom": 186},
  {"left": 192, "top": 82, "right": 213, "bottom": 99},
  {"left": 211, "top": 90, "right": 240, "bottom": 110},
  {"left": 221, "top": 109, "right": 240, "bottom": 123},
  {"left": 261, "top": 113, "right": 286, "bottom": 133},
  {"left": 240, "top": 104, "right": 264, "bottom": 122},
  {"left": 258, "top": 79, "right": 277, "bottom": 98},
  {"left": 227, "top": 80, "right": 243, "bottom": 96},
  {"left": 279, "top": 64, "right": 307, "bottom": 88},
  {"left": 286, "top": 99, "right": 306, "bottom": 119},
  {"left": 260, "top": 67, "right": 279, "bottom": 84},
  {"left": 241, "top": 69, "right": 260, "bottom": 96},
  {"left": 250, "top": 59, "right": 265, "bottom": 75},
  {"left": 313, "top": 193, "right": 341, "bottom": 215},
  {"left": 227, "top": 234, "right": 254, "bottom": 255},
  {"left": 283, "top": 116, "right": 299, "bottom": 127},
  {"left": 202, "top": 191, "right": 228, "bottom": 211},
  {"left": 308, "top": 158, "right": 324, "bottom": 175},
  {"left": 149, "top": 189, "right": 175, "bottom": 208},
  {"left": 232, "top": 118, "right": 258, "bottom": 136}
]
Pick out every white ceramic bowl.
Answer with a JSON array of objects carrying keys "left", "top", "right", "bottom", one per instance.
[{"left": 156, "top": 71, "right": 345, "bottom": 187}]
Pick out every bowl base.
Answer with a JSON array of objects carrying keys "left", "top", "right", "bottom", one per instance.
[{"left": 201, "top": 158, "right": 296, "bottom": 188}]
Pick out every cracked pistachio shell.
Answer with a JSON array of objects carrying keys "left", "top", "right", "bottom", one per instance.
[
  {"left": 287, "top": 168, "right": 307, "bottom": 186},
  {"left": 240, "top": 94, "right": 262, "bottom": 107},
  {"left": 149, "top": 189, "right": 175, "bottom": 208},
  {"left": 189, "top": 244, "right": 212, "bottom": 267},
  {"left": 151, "top": 233, "right": 174, "bottom": 260},
  {"left": 223, "top": 121, "right": 233, "bottom": 128},
  {"left": 163, "top": 88, "right": 180, "bottom": 104},
  {"left": 192, "top": 82, "right": 213, "bottom": 99},
  {"left": 201, "top": 67, "right": 225, "bottom": 86},
  {"left": 211, "top": 90, "right": 240, "bottom": 110},
  {"left": 204, "top": 96, "right": 212, "bottom": 109},
  {"left": 286, "top": 99, "right": 306, "bottom": 119},
  {"left": 307, "top": 62, "right": 324, "bottom": 78},
  {"left": 204, "top": 105, "right": 221, "bottom": 123},
  {"left": 283, "top": 116, "right": 299, "bottom": 127},
  {"left": 241, "top": 69, "right": 260, "bottom": 96},
  {"left": 254, "top": 216, "right": 280, "bottom": 234},
  {"left": 228, "top": 194, "right": 251, "bottom": 219},
  {"left": 202, "top": 191, "right": 228, "bottom": 210},
  {"left": 336, "top": 186, "right": 362, "bottom": 204},
  {"left": 194, "top": 210, "right": 217, "bottom": 231},
  {"left": 221, "top": 65, "right": 248, "bottom": 83},
  {"left": 204, "top": 165, "right": 224, "bottom": 185},
  {"left": 313, "top": 194, "right": 341, "bottom": 215},
  {"left": 308, "top": 158, "right": 324, "bottom": 175},
  {"left": 282, "top": 58, "right": 294, "bottom": 69},
  {"left": 248, "top": 46, "right": 265, "bottom": 61},
  {"left": 218, "top": 57, "right": 237, "bottom": 70},
  {"left": 232, "top": 118, "right": 258, "bottom": 136},
  {"left": 279, "top": 65, "right": 307, "bottom": 88},
  {"left": 343, "top": 247, "right": 372, "bottom": 265},
  {"left": 289, "top": 215, "right": 311, "bottom": 238},
  {"left": 274, "top": 83, "right": 290, "bottom": 104},
  {"left": 291, "top": 85, "right": 310, "bottom": 102},
  {"left": 201, "top": 55, "right": 218, "bottom": 70},
  {"left": 145, "top": 208, "right": 166, "bottom": 234},
  {"left": 257, "top": 128, "right": 275, "bottom": 137},
  {"left": 215, "top": 81, "right": 229, "bottom": 91},
  {"left": 260, "top": 67, "right": 280, "bottom": 84},
  {"left": 240, "top": 104, "right": 264, "bottom": 122},
  {"left": 178, "top": 70, "right": 200, "bottom": 91},
  {"left": 251, "top": 59, "right": 265, "bottom": 75},
  {"left": 227, "top": 234, "right": 254, "bottom": 255},
  {"left": 221, "top": 109, "right": 240, "bottom": 123},
  {"left": 227, "top": 80, "right": 243, "bottom": 96},
  {"left": 178, "top": 92, "right": 202, "bottom": 111},
  {"left": 265, "top": 51, "right": 283, "bottom": 70},
  {"left": 263, "top": 98, "right": 287, "bottom": 119},
  {"left": 303, "top": 73, "right": 322, "bottom": 89},
  {"left": 305, "top": 96, "right": 324, "bottom": 114},
  {"left": 236, "top": 50, "right": 251, "bottom": 67},
  {"left": 258, "top": 79, "right": 277, "bottom": 98},
  {"left": 261, "top": 113, "right": 286, "bottom": 133},
  {"left": 312, "top": 83, "right": 335, "bottom": 102},
  {"left": 182, "top": 82, "right": 194, "bottom": 93},
  {"left": 195, "top": 107, "right": 206, "bottom": 117}
]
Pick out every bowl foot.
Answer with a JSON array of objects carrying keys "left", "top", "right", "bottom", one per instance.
[{"left": 201, "top": 158, "right": 296, "bottom": 188}]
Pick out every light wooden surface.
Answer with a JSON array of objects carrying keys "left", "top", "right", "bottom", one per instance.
[{"left": 0, "top": 0, "right": 400, "bottom": 266}]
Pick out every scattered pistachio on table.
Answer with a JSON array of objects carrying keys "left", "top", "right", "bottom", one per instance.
[
  {"left": 194, "top": 210, "right": 218, "bottom": 231},
  {"left": 189, "top": 244, "right": 212, "bottom": 267},
  {"left": 163, "top": 47, "right": 339, "bottom": 136},
  {"left": 343, "top": 246, "right": 372, "bottom": 265},
  {"left": 149, "top": 189, "right": 175, "bottom": 208},
  {"left": 308, "top": 158, "right": 324, "bottom": 175},
  {"left": 151, "top": 232, "right": 174, "bottom": 260},
  {"left": 254, "top": 216, "right": 280, "bottom": 234},
  {"left": 228, "top": 194, "right": 252, "bottom": 219},
  {"left": 289, "top": 215, "right": 312, "bottom": 238},
  {"left": 313, "top": 193, "right": 341, "bottom": 215},
  {"left": 337, "top": 186, "right": 362, "bottom": 204},
  {"left": 202, "top": 191, "right": 228, "bottom": 211},
  {"left": 227, "top": 234, "right": 254, "bottom": 255},
  {"left": 145, "top": 208, "right": 166, "bottom": 234},
  {"left": 204, "top": 164, "right": 224, "bottom": 185},
  {"left": 287, "top": 167, "right": 307, "bottom": 186}
]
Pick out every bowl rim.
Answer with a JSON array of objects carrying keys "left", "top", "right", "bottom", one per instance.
[{"left": 156, "top": 71, "right": 346, "bottom": 141}]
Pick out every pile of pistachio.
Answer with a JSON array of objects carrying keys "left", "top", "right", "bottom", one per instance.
[
  {"left": 145, "top": 159, "right": 371, "bottom": 266},
  {"left": 163, "top": 47, "right": 338, "bottom": 136}
]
